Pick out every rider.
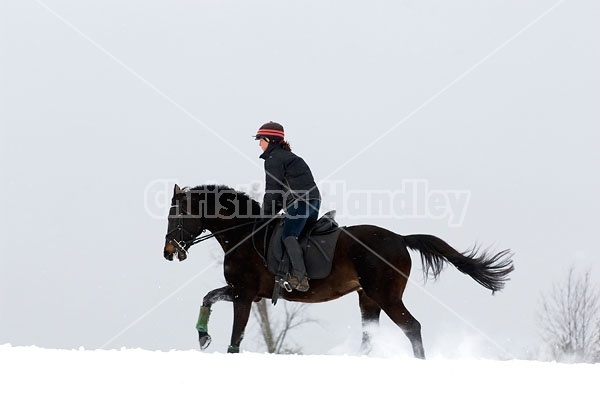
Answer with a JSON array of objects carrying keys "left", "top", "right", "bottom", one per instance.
[{"left": 255, "top": 121, "right": 321, "bottom": 292}]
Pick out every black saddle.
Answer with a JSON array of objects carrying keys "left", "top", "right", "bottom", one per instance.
[{"left": 266, "top": 210, "right": 342, "bottom": 280}]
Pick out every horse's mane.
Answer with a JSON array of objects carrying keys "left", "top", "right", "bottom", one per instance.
[{"left": 185, "top": 184, "right": 261, "bottom": 216}]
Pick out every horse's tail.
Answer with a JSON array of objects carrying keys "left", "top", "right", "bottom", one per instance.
[{"left": 403, "top": 234, "right": 514, "bottom": 293}]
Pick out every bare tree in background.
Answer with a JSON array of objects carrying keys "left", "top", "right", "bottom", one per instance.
[
  {"left": 537, "top": 267, "right": 600, "bottom": 363},
  {"left": 252, "top": 299, "right": 316, "bottom": 354}
]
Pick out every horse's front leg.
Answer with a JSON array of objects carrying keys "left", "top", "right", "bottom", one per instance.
[
  {"left": 227, "top": 298, "right": 253, "bottom": 353},
  {"left": 196, "top": 285, "right": 233, "bottom": 350}
]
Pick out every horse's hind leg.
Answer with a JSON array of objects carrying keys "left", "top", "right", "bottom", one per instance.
[
  {"left": 362, "top": 285, "right": 425, "bottom": 359},
  {"left": 358, "top": 289, "right": 381, "bottom": 353},
  {"left": 384, "top": 301, "right": 425, "bottom": 359}
]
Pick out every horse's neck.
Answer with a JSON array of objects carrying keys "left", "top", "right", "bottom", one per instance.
[
  {"left": 204, "top": 216, "right": 246, "bottom": 231},
  {"left": 205, "top": 218, "right": 252, "bottom": 253}
]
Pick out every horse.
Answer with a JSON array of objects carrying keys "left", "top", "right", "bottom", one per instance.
[{"left": 163, "top": 184, "right": 514, "bottom": 358}]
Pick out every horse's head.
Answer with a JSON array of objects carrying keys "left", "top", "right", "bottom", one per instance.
[{"left": 163, "top": 184, "right": 204, "bottom": 262}]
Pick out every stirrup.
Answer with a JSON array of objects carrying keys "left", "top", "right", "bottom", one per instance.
[
  {"left": 280, "top": 279, "right": 293, "bottom": 293},
  {"left": 272, "top": 276, "right": 292, "bottom": 306},
  {"left": 276, "top": 276, "right": 292, "bottom": 293}
]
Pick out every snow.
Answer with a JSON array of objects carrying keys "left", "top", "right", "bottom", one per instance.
[{"left": 1, "top": 345, "right": 597, "bottom": 397}]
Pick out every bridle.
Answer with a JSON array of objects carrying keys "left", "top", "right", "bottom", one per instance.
[
  {"left": 165, "top": 204, "right": 196, "bottom": 253},
  {"left": 165, "top": 203, "right": 255, "bottom": 259}
]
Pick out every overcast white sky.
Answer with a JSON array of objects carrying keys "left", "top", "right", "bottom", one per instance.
[{"left": 1, "top": 0, "right": 599, "bottom": 357}]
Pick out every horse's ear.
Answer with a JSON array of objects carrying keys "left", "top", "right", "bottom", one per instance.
[{"left": 174, "top": 184, "right": 181, "bottom": 196}]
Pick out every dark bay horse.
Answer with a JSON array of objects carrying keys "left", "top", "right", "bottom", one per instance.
[{"left": 163, "top": 184, "right": 514, "bottom": 358}]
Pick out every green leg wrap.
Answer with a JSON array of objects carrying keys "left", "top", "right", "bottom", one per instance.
[
  {"left": 227, "top": 345, "right": 240, "bottom": 353},
  {"left": 196, "top": 306, "right": 211, "bottom": 333}
]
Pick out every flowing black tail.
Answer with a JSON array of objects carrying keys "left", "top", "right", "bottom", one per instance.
[{"left": 403, "top": 234, "right": 514, "bottom": 293}]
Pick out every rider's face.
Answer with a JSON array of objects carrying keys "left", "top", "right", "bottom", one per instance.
[{"left": 259, "top": 137, "right": 269, "bottom": 152}]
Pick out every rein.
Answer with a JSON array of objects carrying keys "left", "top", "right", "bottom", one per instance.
[
  {"left": 166, "top": 201, "right": 275, "bottom": 266},
  {"left": 185, "top": 222, "right": 255, "bottom": 248},
  {"left": 165, "top": 204, "right": 254, "bottom": 252}
]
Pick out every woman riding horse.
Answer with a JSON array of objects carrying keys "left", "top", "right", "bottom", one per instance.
[
  {"left": 255, "top": 121, "right": 321, "bottom": 292},
  {"left": 163, "top": 183, "right": 514, "bottom": 356}
]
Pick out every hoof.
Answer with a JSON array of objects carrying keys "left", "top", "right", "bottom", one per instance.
[{"left": 199, "top": 332, "right": 212, "bottom": 350}]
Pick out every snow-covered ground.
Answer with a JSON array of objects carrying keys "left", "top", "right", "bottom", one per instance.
[{"left": 1, "top": 345, "right": 597, "bottom": 398}]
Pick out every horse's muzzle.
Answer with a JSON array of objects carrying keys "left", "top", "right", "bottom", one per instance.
[
  {"left": 177, "top": 248, "right": 188, "bottom": 261},
  {"left": 164, "top": 240, "right": 188, "bottom": 262},
  {"left": 164, "top": 244, "right": 175, "bottom": 261},
  {"left": 164, "top": 241, "right": 176, "bottom": 261}
]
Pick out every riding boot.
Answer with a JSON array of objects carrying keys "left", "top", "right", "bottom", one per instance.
[{"left": 282, "top": 236, "right": 310, "bottom": 292}]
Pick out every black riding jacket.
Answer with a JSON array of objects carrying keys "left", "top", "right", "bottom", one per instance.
[{"left": 259, "top": 143, "right": 321, "bottom": 215}]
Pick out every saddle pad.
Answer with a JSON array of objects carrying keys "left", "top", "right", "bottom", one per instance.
[{"left": 266, "top": 217, "right": 342, "bottom": 280}]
